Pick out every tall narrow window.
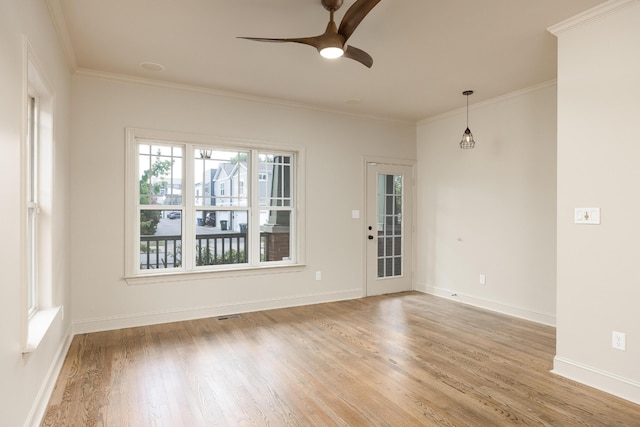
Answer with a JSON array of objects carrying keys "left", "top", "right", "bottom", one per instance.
[
  {"left": 23, "top": 43, "right": 57, "bottom": 352},
  {"left": 26, "top": 95, "right": 38, "bottom": 316},
  {"left": 125, "top": 129, "right": 302, "bottom": 280}
]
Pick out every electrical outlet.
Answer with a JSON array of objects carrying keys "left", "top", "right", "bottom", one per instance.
[
  {"left": 315, "top": 271, "right": 322, "bottom": 281},
  {"left": 612, "top": 331, "right": 626, "bottom": 351},
  {"left": 479, "top": 274, "right": 486, "bottom": 285}
]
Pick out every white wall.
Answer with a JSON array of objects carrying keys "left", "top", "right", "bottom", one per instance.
[
  {"left": 551, "top": 0, "right": 640, "bottom": 404},
  {"left": 415, "top": 84, "right": 558, "bottom": 325},
  {"left": 0, "top": 0, "right": 72, "bottom": 426},
  {"left": 69, "top": 73, "right": 416, "bottom": 332}
]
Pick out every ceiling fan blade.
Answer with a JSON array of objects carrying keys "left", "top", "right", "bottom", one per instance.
[
  {"left": 343, "top": 45, "right": 373, "bottom": 68},
  {"left": 238, "top": 36, "right": 321, "bottom": 50},
  {"left": 338, "top": 0, "right": 381, "bottom": 42}
]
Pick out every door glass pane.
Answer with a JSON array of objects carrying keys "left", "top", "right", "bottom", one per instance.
[{"left": 377, "top": 173, "right": 402, "bottom": 278}]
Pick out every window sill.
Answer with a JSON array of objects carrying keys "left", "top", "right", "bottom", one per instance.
[
  {"left": 23, "top": 306, "right": 61, "bottom": 354},
  {"left": 124, "top": 263, "right": 306, "bottom": 286}
]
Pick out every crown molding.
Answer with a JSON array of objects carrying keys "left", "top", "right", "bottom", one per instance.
[
  {"left": 45, "top": 0, "right": 78, "bottom": 71},
  {"left": 417, "top": 80, "right": 557, "bottom": 126},
  {"left": 548, "top": 0, "right": 639, "bottom": 36},
  {"left": 74, "top": 68, "right": 414, "bottom": 125}
]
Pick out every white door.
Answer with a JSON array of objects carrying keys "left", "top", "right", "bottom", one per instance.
[{"left": 366, "top": 163, "right": 413, "bottom": 296}]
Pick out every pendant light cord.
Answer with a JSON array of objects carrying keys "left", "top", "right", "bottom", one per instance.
[{"left": 466, "top": 94, "right": 469, "bottom": 128}]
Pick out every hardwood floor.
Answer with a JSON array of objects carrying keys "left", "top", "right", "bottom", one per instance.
[{"left": 42, "top": 292, "right": 640, "bottom": 426}]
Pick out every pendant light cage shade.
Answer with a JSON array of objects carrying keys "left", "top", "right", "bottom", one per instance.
[
  {"left": 460, "top": 90, "right": 476, "bottom": 149},
  {"left": 460, "top": 128, "right": 475, "bottom": 149}
]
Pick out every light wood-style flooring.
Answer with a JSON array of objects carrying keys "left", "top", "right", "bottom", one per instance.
[{"left": 42, "top": 292, "right": 640, "bottom": 426}]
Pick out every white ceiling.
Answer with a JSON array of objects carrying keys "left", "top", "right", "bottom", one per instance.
[{"left": 48, "top": 0, "right": 605, "bottom": 122}]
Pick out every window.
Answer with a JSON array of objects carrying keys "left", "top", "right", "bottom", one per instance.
[
  {"left": 23, "top": 42, "right": 57, "bottom": 352},
  {"left": 125, "top": 129, "right": 303, "bottom": 280},
  {"left": 26, "top": 95, "right": 38, "bottom": 316}
]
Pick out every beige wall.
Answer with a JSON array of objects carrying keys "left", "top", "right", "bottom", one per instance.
[
  {"left": 0, "top": 0, "right": 72, "bottom": 425},
  {"left": 416, "top": 84, "right": 558, "bottom": 325},
  {"left": 69, "top": 74, "right": 416, "bottom": 332},
  {"left": 551, "top": 0, "right": 640, "bottom": 404}
]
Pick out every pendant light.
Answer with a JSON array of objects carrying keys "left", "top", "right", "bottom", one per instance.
[{"left": 460, "top": 90, "right": 476, "bottom": 149}]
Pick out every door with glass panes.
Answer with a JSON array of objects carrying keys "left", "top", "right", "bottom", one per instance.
[{"left": 366, "top": 163, "right": 413, "bottom": 296}]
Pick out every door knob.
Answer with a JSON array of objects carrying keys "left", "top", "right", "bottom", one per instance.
[{"left": 368, "top": 235, "right": 374, "bottom": 240}]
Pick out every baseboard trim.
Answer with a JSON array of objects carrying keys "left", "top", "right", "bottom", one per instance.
[
  {"left": 72, "top": 288, "right": 362, "bottom": 334},
  {"left": 24, "top": 324, "right": 73, "bottom": 427},
  {"left": 416, "top": 284, "right": 556, "bottom": 326},
  {"left": 552, "top": 356, "right": 640, "bottom": 405}
]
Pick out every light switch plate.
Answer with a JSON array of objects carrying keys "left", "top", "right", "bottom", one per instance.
[{"left": 575, "top": 208, "right": 600, "bottom": 225}]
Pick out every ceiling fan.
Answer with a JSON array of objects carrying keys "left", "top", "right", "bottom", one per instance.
[{"left": 238, "top": 0, "right": 381, "bottom": 68}]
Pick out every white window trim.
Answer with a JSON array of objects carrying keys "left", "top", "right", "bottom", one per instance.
[
  {"left": 124, "top": 128, "right": 306, "bottom": 284},
  {"left": 22, "top": 39, "right": 60, "bottom": 353}
]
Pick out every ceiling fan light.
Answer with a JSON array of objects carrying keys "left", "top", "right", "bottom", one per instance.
[{"left": 320, "top": 46, "right": 344, "bottom": 59}]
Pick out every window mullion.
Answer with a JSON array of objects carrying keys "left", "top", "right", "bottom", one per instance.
[{"left": 183, "top": 144, "right": 195, "bottom": 270}]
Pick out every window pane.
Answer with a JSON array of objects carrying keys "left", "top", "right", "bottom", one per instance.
[
  {"left": 260, "top": 210, "right": 291, "bottom": 262},
  {"left": 259, "top": 153, "right": 292, "bottom": 207},
  {"left": 140, "top": 209, "right": 182, "bottom": 269},
  {"left": 195, "top": 209, "right": 248, "bottom": 266},
  {"left": 139, "top": 143, "right": 183, "bottom": 206},
  {"left": 27, "top": 96, "right": 37, "bottom": 314},
  {"left": 27, "top": 206, "right": 37, "bottom": 313},
  {"left": 195, "top": 149, "right": 248, "bottom": 207}
]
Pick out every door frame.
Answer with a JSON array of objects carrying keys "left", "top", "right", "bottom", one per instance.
[{"left": 362, "top": 157, "right": 416, "bottom": 297}]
